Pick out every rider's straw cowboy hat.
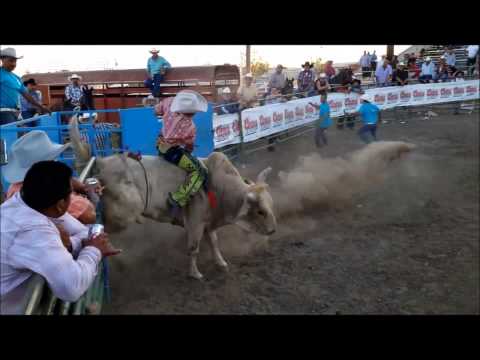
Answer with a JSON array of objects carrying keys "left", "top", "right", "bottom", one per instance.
[
  {"left": 360, "top": 94, "right": 372, "bottom": 102},
  {"left": 0, "top": 47, "right": 23, "bottom": 59},
  {"left": 2, "top": 131, "right": 71, "bottom": 184},
  {"left": 171, "top": 90, "right": 208, "bottom": 114},
  {"left": 68, "top": 74, "right": 82, "bottom": 81}
]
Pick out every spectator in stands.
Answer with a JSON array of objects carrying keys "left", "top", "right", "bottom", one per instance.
[
  {"left": 443, "top": 47, "right": 457, "bottom": 72},
  {"left": 466, "top": 45, "right": 479, "bottom": 76},
  {"left": 0, "top": 47, "right": 50, "bottom": 126},
  {"left": 391, "top": 55, "right": 399, "bottom": 70},
  {"left": 64, "top": 74, "right": 85, "bottom": 111},
  {"left": 268, "top": 65, "right": 287, "bottom": 94},
  {"left": 408, "top": 58, "right": 420, "bottom": 79},
  {"left": 348, "top": 78, "right": 364, "bottom": 94},
  {"left": 20, "top": 79, "right": 42, "bottom": 121},
  {"left": 419, "top": 57, "right": 436, "bottom": 83},
  {"left": 237, "top": 73, "right": 258, "bottom": 109},
  {"left": 0, "top": 160, "right": 121, "bottom": 314},
  {"left": 370, "top": 51, "right": 378, "bottom": 72},
  {"left": 314, "top": 73, "right": 331, "bottom": 96},
  {"left": 142, "top": 94, "right": 159, "bottom": 107},
  {"left": 407, "top": 52, "right": 417, "bottom": 67},
  {"left": 144, "top": 48, "right": 171, "bottom": 98},
  {"left": 309, "top": 94, "right": 332, "bottom": 148},
  {"left": 360, "top": 51, "right": 370, "bottom": 78},
  {"left": 454, "top": 71, "right": 465, "bottom": 82},
  {"left": 3, "top": 131, "right": 100, "bottom": 224},
  {"left": 392, "top": 62, "right": 409, "bottom": 86},
  {"left": 436, "top": 57, "right": 450, "bottom": 82},
  {"left": 297, "top": 62, "right": 316, "bottom": 97},
  {"left": 418, "top": 48, "right": 426, "bottom": 62},
  {"left": 375, "top": 59, "right": 393, "bottom": 87},
  {"left": 324, "top": 60, "right": 336, "bottom": 81},
  {"left": 353, "top": 94, "right": 380, "bottom": 144},
  {"left": 215, "top": 87, "right": 239, "bottom": 115}
]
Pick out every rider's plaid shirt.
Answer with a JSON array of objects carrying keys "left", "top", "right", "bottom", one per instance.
[
  {"left": 155, "top": 97, "right": 196, "bottom": 148},
  {"left": 65, "top": 84, "right": 83, "bottom": 104}
]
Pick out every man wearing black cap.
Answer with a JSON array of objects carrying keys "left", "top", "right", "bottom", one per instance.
[{"left": 20, "top": 78, "right": 42, "bottom": 120}]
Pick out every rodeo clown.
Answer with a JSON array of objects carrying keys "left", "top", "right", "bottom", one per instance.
[{"left": 154, "top": 91, "right": 209, "bottom": 218}]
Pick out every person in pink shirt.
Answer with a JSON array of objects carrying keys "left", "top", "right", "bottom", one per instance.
[{"left": 154, "top": 90, "right": 208, "bottom": 218}]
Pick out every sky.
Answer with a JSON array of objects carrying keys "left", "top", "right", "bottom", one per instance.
[{"left": 2, "top": 45, "right": 411, "bottom": 76}]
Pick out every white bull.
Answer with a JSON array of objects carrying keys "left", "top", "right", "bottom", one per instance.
[{"left": 69, "top": 118, "right": 277, "bottom": 280}]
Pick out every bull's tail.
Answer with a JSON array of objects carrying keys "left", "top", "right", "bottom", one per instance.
[{"left": 68, "top": 115, "right": 91, "bottom": 173}]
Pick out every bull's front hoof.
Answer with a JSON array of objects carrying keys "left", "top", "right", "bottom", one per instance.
[
  {"left": 189, "top": 271, "right": 204, "bottom": 281},
  {"left": 217, "top": 262, "right": 229, "bottom": 272}
]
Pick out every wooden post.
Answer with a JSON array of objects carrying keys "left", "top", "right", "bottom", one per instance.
[
  {"left": 387, "top": 45, "right": 394, "bottom": 62},
  {"left": 246, "top": 45, "right": 251, "bottom": 74}
]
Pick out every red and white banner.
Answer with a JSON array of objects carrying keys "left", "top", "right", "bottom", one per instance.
[{"left": 213, "top": 80, "right": 479, "bottom": 148}]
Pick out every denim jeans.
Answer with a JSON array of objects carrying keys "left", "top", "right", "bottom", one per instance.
[
  {"left": 0, "top": 112, "right": 19, "bottom": 125},
  {"left": 315, "top": 127, "right": 328, "bottom": 147},
  {"left": 358, "top": 124, "right": 377, "bottom": 144},
  {"left": 419, "top": 74, "right": 433, "bottom": 83},
  {"left": 144, "top": 73, "right": 164, "bottom": 97}
]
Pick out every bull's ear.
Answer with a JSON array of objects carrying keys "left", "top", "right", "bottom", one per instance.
[{"left": 256, "top": 166, "right": 272, "bottom": 184}]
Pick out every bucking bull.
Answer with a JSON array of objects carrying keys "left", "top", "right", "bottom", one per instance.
[
  {"left": 69, "top": 117, "right": 416, "bottom": 280},
  {"left": 69, "top": 117, "right": 276, "bottom": 280}
]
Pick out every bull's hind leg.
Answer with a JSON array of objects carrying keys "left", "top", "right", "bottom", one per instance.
[{"left": 205, "top": 230, "right": 228, "bottom": 271}]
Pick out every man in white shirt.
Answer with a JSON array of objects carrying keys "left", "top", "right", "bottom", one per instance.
[
  {"left": 466, "top": 45, "right": 479, "bottom": 76},
  {"left": 0, "top": 161, "right": 121, "bottom": 314},
  {"left": 443, "top": 47, "right": 456, "bottom": 70},
  {"left": 359, "top": 51, "right": 370, "bottom": 78},
  {"left": 419, "top": 57, "right": 436, "bottom": 83}
]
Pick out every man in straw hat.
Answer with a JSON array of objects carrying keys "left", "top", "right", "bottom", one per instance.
[
  {"left": 350, "top": 93, "right": 381, "bottom": 144},
  {"left": 237, "top": 73, "right": 258, "bottom": 109},
  {"left": 215, "top": 87, "right": 239, "bottom": 115},
  {"left": 297, "top": 61, "right": 316, "bottom": 97},
  {"left": 64, "top": 73, "right": 84, "bottom": 110},
  {"left": 0, "top": 47, "right": 50, "bottom": 125},
  {"left": 154, "top": 91, "right": 209, "bottom": 220},
  {"left": 145, "top": 48, "right": 171, "bottom": 98}
]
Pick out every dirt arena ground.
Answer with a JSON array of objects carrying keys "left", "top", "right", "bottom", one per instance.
[{"left": 104, "top": 107, "right": 479, "bottom": 314}]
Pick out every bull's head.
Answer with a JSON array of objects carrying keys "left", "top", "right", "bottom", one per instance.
[
  {"left": 235, "top": 167, "right": 277, "bottom": 236},
  {"left": 94, "top": 155, "right": 146, "bottom": 233}
]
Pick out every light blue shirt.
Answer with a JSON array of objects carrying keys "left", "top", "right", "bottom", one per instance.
[
  {"left": 358, "top": 102, "right": 380, "bottom": 125},
  {"left": 375, "top": 64, "right": 393, "bottom": 84},
  {"left": 318, "top": 102, "right": 332, "bottom": 128},
  {"left": 147, "top": 56, "right": 171, "bottom": 77},
  {"left": 421, "top": 61, "right": 436, "bottom": 76},
  {"left": 21, "top": 89, "right": 42, "bottom": 111},
  {"left": 0, "top": 68, "right": 27, "bottom": 109},
  {"left": 444, "top": 52, "right": 456, "bottom": 66}
]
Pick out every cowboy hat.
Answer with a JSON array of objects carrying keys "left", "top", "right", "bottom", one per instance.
[
  {"left": 360, "top": 94, "right": 372, "bottom": 102},
  {"left": 68, "top": 74, "right": 82, "bottom": 81},
  {"left": 149, "top": 48, "right": 160, "bottom": 53},
  {"left": 302, "top": 61, "right": 314, "bottom": 68},
  {"left": 171, "top": 90, "right": 208, "bottom": 114},
  {"left": 2, "top": 130, "right": 71, "bottom": 184},
  {"left": 221, "top": 87, "right": 231, "bottom": 94},
  {"left": 425, "top": 57, "right": 432, "bottom": 62},
  {"left": 0, "top": 47, "right": 23, "bottom": 59},
  {"left": 244, "top": 73, "right": 253, "bottom": 78}
]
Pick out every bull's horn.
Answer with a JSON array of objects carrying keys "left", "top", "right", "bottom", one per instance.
[
  {"left": 69, "top": 115, "right": 91, "bottom": 164},
  {"left": 256, "top": 166, "right": 272, "bottom": 184}
]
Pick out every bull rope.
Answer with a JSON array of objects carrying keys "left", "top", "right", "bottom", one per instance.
[{"left": 125, "top": 152, "right": 150, "bottom": 214}]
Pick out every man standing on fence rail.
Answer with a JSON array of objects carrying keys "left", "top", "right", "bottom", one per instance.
[
  {"left": 0, "top": 48, "right": 50, "bottom": 125},
  {"left": 0, "top": 161, "right": 121, "bottom": 314},
  {"left": 145, "top": 48, "right": 171, "bottom": 98}
]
